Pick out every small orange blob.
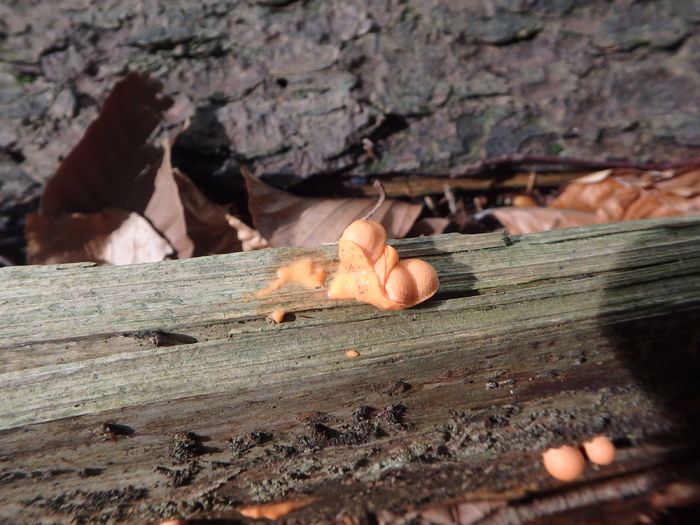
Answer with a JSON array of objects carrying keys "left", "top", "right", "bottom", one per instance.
[
  {"left": 345, "top": 350, "right": 361, "bottom": 358},
  {"left": 542, "top": 445, "right": 585, "bottom": 481},
  {"left": 512, "top": 194, "right": 538, "bottom": 207},
  {"left": 257, "top": 259, "right": 327, "bottom": 297},
  {"left": 238, "top": 498, "right": 315, "bottom": 520},
  {"left": 267, "top": 309, "right": 286, "bottom": 323},
  {"left": 328, "top": 219, "right": 439, "bottom": 310},
  {"left": 159, "top": 520, "right": 187, "bottom": 525},
  {"left": 582, "top": 435, "right": 616, "bottom": 465}
]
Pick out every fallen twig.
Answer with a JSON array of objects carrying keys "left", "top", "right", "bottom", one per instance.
[{"left": 450, "top": 155, "right": 700, "bottom": 178}]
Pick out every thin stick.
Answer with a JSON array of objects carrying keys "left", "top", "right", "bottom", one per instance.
[
  {"left": 361, "top": 180, "right": 386, "bottom": 220},
  {"left": 449, "top": 154, "right": 700, "bottom": 178}
]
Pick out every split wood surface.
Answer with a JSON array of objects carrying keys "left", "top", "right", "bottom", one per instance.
[{"left": 1, "top": 216, "right": 699, "bottom": 524}]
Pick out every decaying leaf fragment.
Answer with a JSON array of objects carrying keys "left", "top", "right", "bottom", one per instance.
[
  {"left": 38, "top": 73, "right": 174, "bottom": 219},
  {"left": 487, "top": 168, "right": 700, "bottom": 234},
  {"left": 25, "top": 208, "right": 173, "bottom": 265},
  {"left": 26, "top": 72, "right": 261, "bottom": 264},
  {"left": 244, "top": 170, "right": 422, "bottom": 247}
]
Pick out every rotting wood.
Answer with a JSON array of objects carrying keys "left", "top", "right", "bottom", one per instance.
[{"left": 1, "top": 216, "right": 699, "bottom": 524}]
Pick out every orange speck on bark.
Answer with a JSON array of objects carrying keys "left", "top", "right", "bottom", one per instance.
[
  {"left": 345, "top": 350, "right": 360, "bottom": 358},
  {"left": 268, "top": 309, "right": 286, "bottom": 323},
  {"left": 512, "top": 194, "right": 538, "bottom": 207}
]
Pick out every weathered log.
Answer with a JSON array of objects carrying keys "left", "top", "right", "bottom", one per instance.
[{"left": 1, "top": 216, "right": 699, "bottom": 524}]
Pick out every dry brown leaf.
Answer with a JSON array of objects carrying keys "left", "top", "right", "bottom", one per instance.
[
  {"left": 549, "top": 177, "right": 625, "bottom": 213},
  {"left": 148, "top": 140, "right": 192, "bottom": 258},
  {"left": 488, "top": 207, "right": 598, "bottom": 234},
  {"left": 488, "top": 168, "right": 700, "bottom": 234},
  {"left": 244, "top": 171, "right": 422, "bottom": 247},
  {"left": 40, "top": 72, "right": 174, "bottom": 218},
  {"left": 172, "top": 169, "right": 253, "bottom": 256},
  {"left": 26, "top": 208, "right": 173, "bottom": 265},
  {"left": 27, "top": 72, "right": 258, "bottom": 264},
  {"left": 26, "top": 72, "right": 188, "bottom": 264}
]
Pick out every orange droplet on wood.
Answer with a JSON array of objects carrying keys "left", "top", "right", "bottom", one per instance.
[
  {"left": 512, "top": 194, "right": 538, "bottom": 207},
  {"left": 542, "top": 445, "right": 585, "bottom": 481},
  {"left": 582, "top": 435, "right": 616, "bottom": 465},
  {"left": 267, "top": 309, "right": 286, "bottom": 323},
  {"left": 257, "top": 258, "right": 327, "bottom": 297}
]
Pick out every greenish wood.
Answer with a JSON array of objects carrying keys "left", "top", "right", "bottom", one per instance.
[
  {"left": 1, "top": 216, "right": 699, "bottom": 430},
  {"left": 1, "top": 216, "right": 700, "bottom": 524}
]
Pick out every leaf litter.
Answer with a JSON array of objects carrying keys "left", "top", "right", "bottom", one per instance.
[
  {"left": 244, "top": 168, "right": 421, "bottom": 248},
  {"left": 21, "top": 72, "right": 700, "bottom": 266},
  {"left": 485, "top": 168, "right": 700, "bottom": 235},
  {"left": 25, "top": 73, "right": 422, "bottom": 265}
]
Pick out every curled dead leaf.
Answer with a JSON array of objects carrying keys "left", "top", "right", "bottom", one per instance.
[
  {"left": 26, "top": 72, "right": 261, "bottom": 264},
  {"left": 172, "top": 168, "right": 248, "bottom": 256},
  {"left": 487, "top": 207, "right": 598, "bottom": 235},
  {"left": 486, "top": 168, "right": 700, "bottom": 234},
  {"left": 244, "top": 170, "right": 421, "bottom": 247},
  {"left": 26, "top": 208, "right": 173, "bottom": 265},
  {"left": 40, "top": 73, "right": 174, "bottom": 218}
]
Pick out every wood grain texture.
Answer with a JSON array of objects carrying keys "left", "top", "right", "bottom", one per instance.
[{"left": 1, "top": 216, "right": 699, "bottom": 524}]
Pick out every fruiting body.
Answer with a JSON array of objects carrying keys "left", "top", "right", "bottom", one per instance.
[
  {"left": 385, "top": 264, "right": 415, "bottom": 304},
  {"left": 542, "top": 445, "right": 586, "bottom": 481},
  {"left": 328, "top": 219, "right": 439, "bottom": 310},
  {"left": 341, "top": 219, "right": 387, "bottom": 259},
  {"left": 512, "top": 194, "right": 538, "bottom": 207},
  {"left": 583, "top": 435, "right": 616, "bottom": 465},
  {"left": 400, "top": 258, "right": 440, "bottom": 301}
]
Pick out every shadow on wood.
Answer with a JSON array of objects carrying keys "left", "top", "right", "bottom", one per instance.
[{"left": 1, "top": 216, "right": 699, "bottom": 524}]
